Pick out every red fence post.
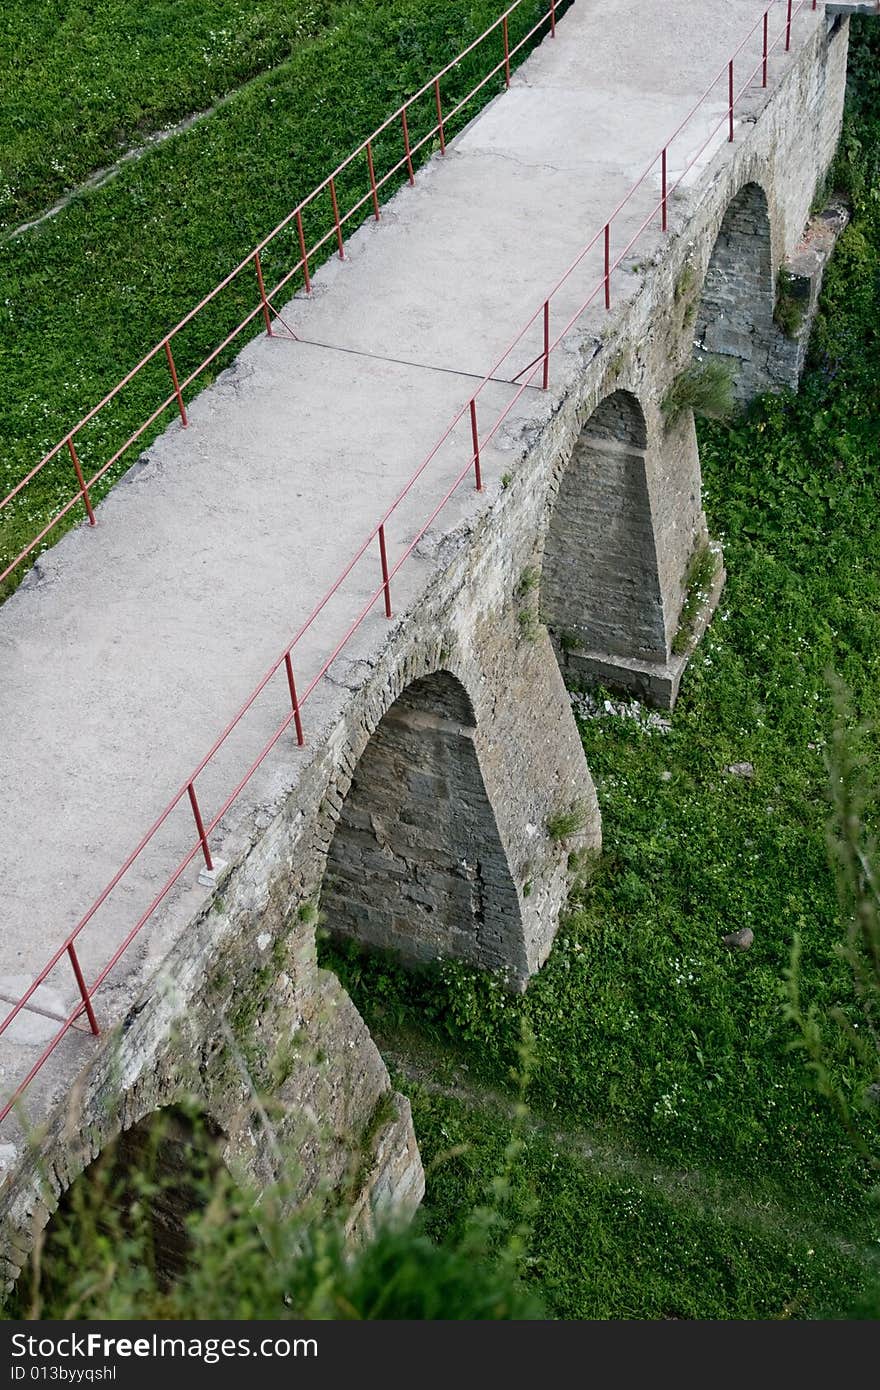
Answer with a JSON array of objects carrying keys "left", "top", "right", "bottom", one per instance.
[
  {"left": 296, "top": 210, "right": 312, "bottom": 294},
  {"left": 67, "top": 437, "right": 96, "bottom": 527},
  {"left": 164, "top": 340, "right": 188, "bottom": 427},
  {"left": 786, "top": 0, "right": 792, "bottom": 51},
  {"left": 728, "top": 60, "right": 735, "bottom": 142},
  {"left": 469, "top": 399, "right": 482, "bottom": 492},
  {"left": 604, "top": 223, "right": 611, "bottom": 309},
  {"left": 661, "top": 147, "right": 668, "bottom": 232},
  {"left": 378, "top": 525, "right": 393, "bottom": 617},
  {"left": 254, "top": 251, "right": 273, "bottom": 335},
  {"left": 503, "top": 16, "right": 511, "bottom": 88},
  {"left": 67, "top": 943, "right": 100, "bottom": 1036},
  {"left": 284, "top": 652, "right": 305, "bottom": 746},
  {"left": 763, "top": 10, "right": 769, "bottom": 87},
  {"left": 543, "top": 301, "right": 550, "bottom": 390},
  {"left": 187, "top": 781, "right": 213, "bottom": 871},
  {"left": 366, "top": 141, "right": 381, "bottom": 220},
  {"left": 401, "top": 107, "right": 415, "bottom": 185},
  {"left": 330, "top": 177, "right": 345, "bottom": 259},
  {"left": 550, "top": 0, "right": 557, "bottom": 38},
  {"left": 434, "top": 78, "right": 447, "bottom": 155}
]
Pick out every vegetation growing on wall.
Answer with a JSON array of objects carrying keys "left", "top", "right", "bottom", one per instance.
[{"left": 661, "top": 359, "right": 734, "bottom": 425}]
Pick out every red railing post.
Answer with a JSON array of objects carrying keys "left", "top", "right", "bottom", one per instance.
[
  {"left": 469, "top": 399, "right": 482, "bottom": 491},
  {"left": 254, "top": 250, "right": 273, "bottom": 335},
  {"left": 503, "top": 16, "right": 511, "bottom": 88},
  {"left": 67, "top": 437, "right": 96, "bottom": 527},
  {"left": 164, "top": 340, "right": 188, "bottom": 427},
  {"left": 284, "top": 652, "right": 305, "bottom": 746},
  {"left": 378, "top": 525, "right": 393, "bottom": 618},
  {"left": 661, "top": 147, "right": 668, "bottom": 232},
  {"left": 401, "top": 107, "right": 415, "bottom": 185},
  {"left": 786, "top": 0, "right": 792, "bottom": 51},
  {"left": 296, "top": 210, "right": 312, "bottom": 294},
  {"left": 67, "top": 943, "right": 100, "bottom": 1036},
  {"left": 550, "top": 0, "right": 557, "bottom": 38},
  {"left": 604, "top": 223, "right": 611, "bottom": 309},
  {"left": 330, "top": 177, "right": 345, "bottom": 259},
  {"left": 763, "top": 10, "right": 769, "bottom": 87},
  {"left": 542, "top": 300, "right": 550, "bottom": 390},
  {"left": 366, "top": 141, "right": 381, "bottom": 220},
  {"left": 434, "top": 78, "right": 447, "bottom": 155},
  {"left": 728, "top": 60, "right": 735, "bottom": 142},
  {"left": 187, "top": 781, "right": 213, "bottom": 871}
]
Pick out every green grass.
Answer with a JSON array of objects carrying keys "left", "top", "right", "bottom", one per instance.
[
  {"left": 671, "top": 542, "right": 718, "bottom": 655},
  {"left": 320, "top": 21, "right": 880, "bottom": 1319},
  {"left": 0, "top": 2, "right": 345, "bottom": 233},
  {"left": 0, "top": 0, "right": 567, "bottom": 596},
  {"left": 408, "top": 1085, "right": 870, "bottom": 1319},
  {"left": 774, "top": 266, "right": 807, "bottom": 340},
  {"left": 662, "top": 359, "right": 735, "bottom": 426}
]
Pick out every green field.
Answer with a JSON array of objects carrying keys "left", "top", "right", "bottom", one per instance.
[
  {"left": 0, "top": 0, "right": 563, "bottom": 596},
  {"left": 323, "top": 20, "right": 880, "bottom": 1319},
  {"left": 0, "top": 1, "right": 343, "bottom": 232}
]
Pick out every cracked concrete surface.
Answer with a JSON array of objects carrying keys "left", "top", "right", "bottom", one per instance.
[{"left": 0, "top": 0, "right": 805, "bottom": 1127}]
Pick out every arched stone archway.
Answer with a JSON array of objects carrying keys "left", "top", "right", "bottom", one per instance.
[
  {"left": 320, "top": 670, "right": 526, "bottom": 979},
  {"left": 694, "top": 181, "right": 776, "bottom": 403},
  {"left": 541, "top": 388, "right": 716, "bottom": 708},
  {"left": 542, "top": 391, "right": 667, "bottom": 665},
  {"left": 11, "top": 1104, "right": 230, "bottom": 1308}
]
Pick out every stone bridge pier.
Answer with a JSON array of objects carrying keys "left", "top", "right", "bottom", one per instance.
[{"left": 0, "top": 2, "right": 860, "bottom": 1290}]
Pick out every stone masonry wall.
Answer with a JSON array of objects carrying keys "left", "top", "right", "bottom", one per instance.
[
  {"left": 322, "top": 673, "right": 525, "bottom": 975},
  {"left": 542, "top": 392, "right": 668, "bottom": 664},
  {"left": 695, "top": 182, "right": 777, "bottom": 402}
]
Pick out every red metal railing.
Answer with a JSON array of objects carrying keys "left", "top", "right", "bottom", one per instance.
[
  {"left": 0, "top": 0, "right": 561, "bottom": 590},
  {"left": 0, "top": 0, "right": 817, "bottom": 1123}
]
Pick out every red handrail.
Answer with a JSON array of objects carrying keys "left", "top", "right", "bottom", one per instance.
[{"left": 0, "top": 0, "right": 816, "bottom": 1123}]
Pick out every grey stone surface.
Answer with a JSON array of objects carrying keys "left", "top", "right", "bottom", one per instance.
[
  {"left": 722, "top": 927, "right": 755, "bottom": 951},
  {"left": 323, "top": 674, "right": 528, "bottom": 978},
  {"left": 695, "top": 182, "right": 777, "bottom": 403},
  {"left": 0, "top": 0, "right": 853, "bottom": 1278},
  {"left": 726, "top": 762, "right": 756, "bottom": 779}
]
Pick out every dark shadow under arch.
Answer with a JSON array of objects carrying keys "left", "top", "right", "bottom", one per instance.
[
  {"left": 11, "top": 1105, "right": 227, "bottom": 1310},
  {"left": 542, "top": 390, "right": 668, "bottom": 664},
  {"left": 695, "top": 181, "right": 775, "bottom": 402},
  {"left": 321, "top": 671, "right": 523, "bottom": 975}
]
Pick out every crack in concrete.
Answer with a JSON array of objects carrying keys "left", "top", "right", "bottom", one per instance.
[{"left": 285, "top": 334, "right": 544, "bottom": 391}]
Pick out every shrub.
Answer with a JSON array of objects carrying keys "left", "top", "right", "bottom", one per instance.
[{"left": 662, "top": 361, "right": 734, "bottom": 425}]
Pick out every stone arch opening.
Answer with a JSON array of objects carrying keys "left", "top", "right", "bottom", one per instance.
[
  {"left": 694, "top": 181, "right": 775, "bottom": 403},
  {"left": 542, "top": 390, "right": 669, "bottom": 668},
  {"left": 11, "top": 1104, "right": 228, "bottom": 1309},
  {"left": 321, "top": 671, "right": 524, "bottom": 976}
]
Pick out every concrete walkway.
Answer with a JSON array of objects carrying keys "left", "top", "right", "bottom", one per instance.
[{"left": 0, "top": 0, "right": 805, "bottom": 1121}]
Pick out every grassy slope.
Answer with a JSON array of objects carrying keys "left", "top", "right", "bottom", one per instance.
[
  {"left": 0, "top": 0, "right": 561, "bottom": 594},
  {"left": 323, "top": 21, "right": 880, "bottom": 1319},
  {"left": 0, "top": 1, "right": 344, "bottom": 231}
]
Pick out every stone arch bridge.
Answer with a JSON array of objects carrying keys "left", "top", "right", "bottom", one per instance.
[{"left": 0, "top": 1, "right": 861, "bottom": 1283}]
